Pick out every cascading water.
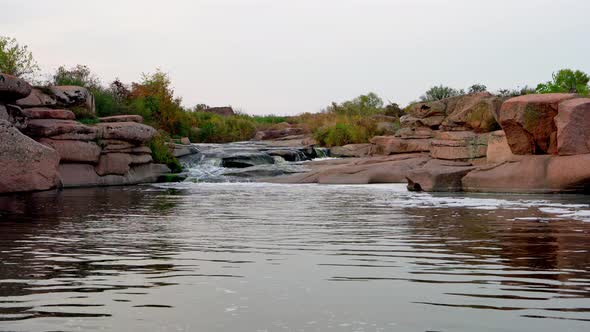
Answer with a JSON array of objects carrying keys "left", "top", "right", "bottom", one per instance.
[{"left": 178, "top": 141, "right": 332, "bottom": 182}]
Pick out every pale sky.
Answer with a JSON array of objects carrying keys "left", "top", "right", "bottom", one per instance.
[{"left": 2, "top": 0, "right": 589, "bottom": 115}]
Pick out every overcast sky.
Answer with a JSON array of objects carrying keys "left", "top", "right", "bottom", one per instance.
[{"left": 2, "top": 0, "right": 589, "bottom": 115}]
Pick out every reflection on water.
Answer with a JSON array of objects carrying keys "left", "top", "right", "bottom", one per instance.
[{"left": 0, "top": 184, "right": 589, "bottom": 331}]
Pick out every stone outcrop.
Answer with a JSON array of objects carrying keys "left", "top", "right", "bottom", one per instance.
[
  {"left": 96, "top": 122, "right": 157, "bottom": 144},
  {"left": 59, "top": 163, "right": 170, "bottom": 188},
  {"left": 441, "top": 92, "right": 502, "bottom": 132},
  {"left": 330, "top": 144, "right": 373, "bottom": 158},
  {"left": 39, "top": 138, "right": 101, "bottom": 163},
  {"left": 22, "top": 108, "right": 76, "bottom": 120},
  {"left": 402, "top": 93, "right": 502, "bottom": 132},
  {"left": 554, "top": 98, "right": 590, "bottom": 156},
  {"left": 49, "top": 86, "right": 95, "bottom": 114},
  {"left": 486, "top": 130, "right": 513, "bottom": 164},
  {"left": 99, "top": 115, "right": 143, "bottom": 123},
  {"left": 25, "top": 119, "right": 98, "bottom": 138},
  {"left": 268, "top": 154, "right": 430, "bottom": 184},
  {"left": 15, "top": 88, "right": 57, "bottom": 108},
  {"left": 429, "top": 131, "right": 488, "bottom": 161},
  {"left": 255, "top": 126, "right": 306, "bottom": 141},
  {"left": 498, "top": 93, "right": 576, "bottom": 155},
  {"left": 0, "top": 104, "right": 27, "bottom": 129},
  {"left": 0, "top": 120, "right": 60, "bottom": 193},
  {"left": 16, "top": 85, "right": 95, "bottom": 116},
  {"left": 0, "top": 81, "right": 172, "bottom": 194},
  {"left": 462, "top": 154, "right": 590, "bottom": 193},
  {"left": 371, "top": 136, "right": 431, "bottom": 155},
  {"left": 0, "top": 74, "right": 32, "bottom": 101}
]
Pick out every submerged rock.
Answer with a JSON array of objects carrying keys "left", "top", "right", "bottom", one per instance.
[{"left": 221, "top": 152, "right": 276, "bottom": 168}]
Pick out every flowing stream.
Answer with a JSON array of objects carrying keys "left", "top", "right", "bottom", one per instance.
[{"left": 1, "top": 142, "right": 590, "bottom": 331}]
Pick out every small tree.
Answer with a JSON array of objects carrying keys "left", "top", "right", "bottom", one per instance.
[
  {"left": 52, "top": 64, "right": 100, "bottom": 88},
  {"left": 536, "top": 69, "right": 590, "bottom": 95},
  {"left": 468, "top": 84, "right": 487, "bottom": 94},
  {"left": 325, "top": 92, "right": 384, "bottom": 116},
  {"left": 0, "top": 36, "right": 39, "bottom": 79},
  {"left": 420, "top": 85, "right": 462, "bottom": 102}
]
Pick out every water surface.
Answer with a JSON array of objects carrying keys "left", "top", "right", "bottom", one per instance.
[{"left": 1, "top": 183, "right": 589, "bottom": 331}]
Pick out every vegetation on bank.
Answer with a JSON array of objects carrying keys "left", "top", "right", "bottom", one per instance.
[{"left": 2, "top": 35, "right": 590, "bottom": 151}]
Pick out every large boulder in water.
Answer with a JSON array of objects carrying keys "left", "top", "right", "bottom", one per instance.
[
  {"left": 462, "top": 154, "right": 590, "bottom": 193},
  {"left": 554, "top": 98, "right": 590, "bottom": 156},
  {"left": 498, "top": 93, "right": 576, "bottom": 155},
  {"left": 0, "top": 74, "right": 32, "bottom": 102},
  {"left": 407, "top": 159, "right": 476, "bottom": 192},
  {"left": 0, "top": 120, "right": 60, "bottom": 193},
  {"left": 59, "top": 163, "right": 170, "bottom": 188}
]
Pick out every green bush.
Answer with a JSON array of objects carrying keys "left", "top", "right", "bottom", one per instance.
[
  {"left": 313, "top": 117, "right": 381, "bottom": 147},
  {"left": 148, "top": 133, "right": 182, "bottom": 173},
  {"left": 536, "top": 69, "right": 590, "bottom": 95},
  {"left": 189, "top": 112, "right": 256, "bottom": 143}
]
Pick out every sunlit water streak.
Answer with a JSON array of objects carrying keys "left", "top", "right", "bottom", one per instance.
[{"left": 0, "top": 183, "right": 589, "bottom": 331}]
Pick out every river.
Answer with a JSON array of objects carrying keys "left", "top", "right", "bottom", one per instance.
[{"left": 1, "top": 179, "right": 590, "bottom": 331}]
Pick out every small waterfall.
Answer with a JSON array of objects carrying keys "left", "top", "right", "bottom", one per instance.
[
  {"left": 178, "top": 141, "right": 323, "bottom": 182},
  {"left": 313, "top": 147, "right": 330, "bottom": 158}
]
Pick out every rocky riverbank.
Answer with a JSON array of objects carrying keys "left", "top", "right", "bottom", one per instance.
[
  {"left": 0, "top": 74, "right": 172, "bottom": 194},
  {"left": 267, "top": 92, "right": 590, "bottom": 194}
]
